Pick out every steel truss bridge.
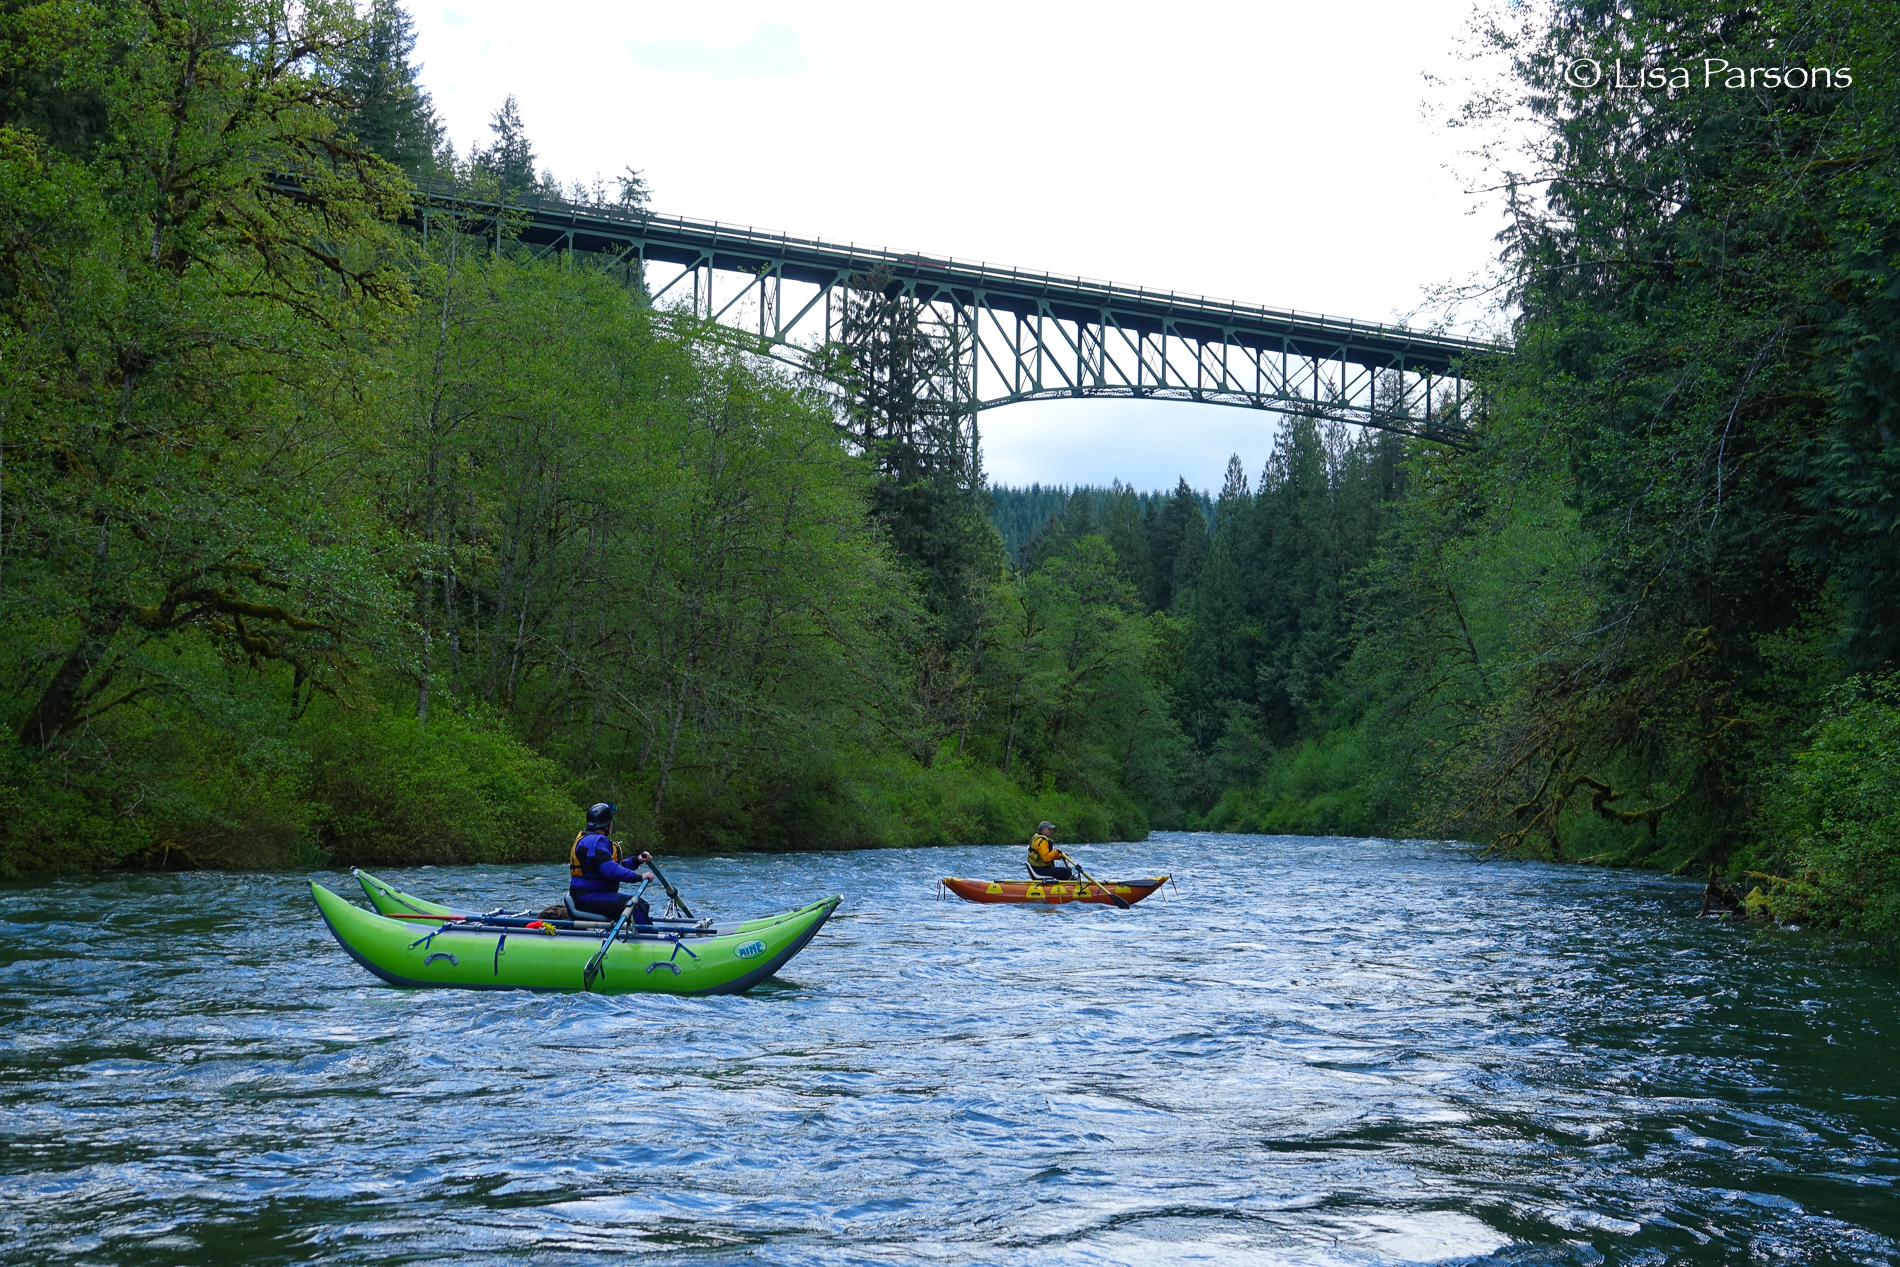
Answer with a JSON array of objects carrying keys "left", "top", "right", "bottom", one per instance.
[{"left": 412, "top": 178, "right": 1498, "bottom": 446}]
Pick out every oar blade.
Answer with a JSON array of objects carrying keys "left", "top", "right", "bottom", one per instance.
[{"left": 1073, "top": 862, "right": 1132, "bottom": 909}]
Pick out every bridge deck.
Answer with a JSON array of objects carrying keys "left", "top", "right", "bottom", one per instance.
[{"left": 412, "top": 180, "right": 1499, "bottom": 380}]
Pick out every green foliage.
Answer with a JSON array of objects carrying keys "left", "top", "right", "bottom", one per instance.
[
  {"left": 0, "top": 644, "right": 578, "bottom": 875},
  {"left": 0, "top": 0, "right": 422, "bottom": 874},
  {"left": 988, "top": 482, "right": 1208, "bottom": 571},
  {"left": 950, "top": 534, "right": 1188, "bottom": 823},
  {"left": 829, "top": 266, "right": 998, "bottom": 668},
  {"left": 883, "top": 755, "right": 1149, "bottom": 848},
  {"left": 1742, "top": 678, "right": 1900, "bottom": 952},
  {"left": 1160, "top": 421, "right": 1406, "bottom": 808},
  {"left": 472, "top": 93, "right": 539, "bottom": 196},
  {"left": 304, "top": 699, "right": 577, "bottom": 867},
  {"left": 374, "top": 244, "right": 939, "bottom": 843},
  {"left": 989, "top": 483, "right": 1081, "bottom": 564},
  {"left": 0, "top": 659, "right": 302, "bottom": 875},
  {"left": 1186, "top": 0, "right": 1897, "bottom": 908},
  {"left": 1196, "top": 721, "right": 1404, "bottom": 838},
  {"left": 1144, "top": 478, "right": 1209, "bottom": 614},
  {"left": 0, "top": 0, "right": 413, "bottom": 756},
  {"left": 987, "top": 422, "right": 1408, "bottom": 826},
  {"left": 338, "top": 0, "right": 448, "bottom": 176},
  {"left": 1402, "top": 0, "right": 1900, "bottom": 862},
  {"left": 660, "top": 748, "right": 1147, "bottom": 854}
]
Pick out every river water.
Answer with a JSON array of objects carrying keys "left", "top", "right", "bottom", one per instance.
[{"left": 2, "top": 834, "right": 1897, "bottom": 1265}]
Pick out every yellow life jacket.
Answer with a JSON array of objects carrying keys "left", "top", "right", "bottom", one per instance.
[
  {"left": 569, "top": 831, "right": 621, "bottom": 881},
  {"left": 1026, "top": 833, "right": 1059, "bottom": 866}
]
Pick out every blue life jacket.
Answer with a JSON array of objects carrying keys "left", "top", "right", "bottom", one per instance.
[{"left": 569, "top": 832, "right": 640, "bottom": 896}]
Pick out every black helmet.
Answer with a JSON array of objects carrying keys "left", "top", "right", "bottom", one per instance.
[{"left": 585, "top": 802, "right": 616, "bottom": 831}]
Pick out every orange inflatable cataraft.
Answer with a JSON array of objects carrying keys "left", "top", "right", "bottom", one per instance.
[{"left": 939, "top": 876, "right": 1170, "bottom": 907}]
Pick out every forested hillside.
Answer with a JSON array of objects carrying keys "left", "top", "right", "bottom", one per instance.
[
  {"left": 998, "top": 0, "right": 1899, "bottom": 952},
  {"left": 0, "top": 0, "right": 1159, "bottom": 871},
  {"left": 2, "top": 0, "right": 1896, "bottom": 956},
  {"left": 994, "top": 425, "right": 1409, "bottom": 824}
]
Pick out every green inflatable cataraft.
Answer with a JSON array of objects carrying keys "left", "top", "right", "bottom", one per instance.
[{"left": 312, "top": 870, "right": 840, "bottom": 996}]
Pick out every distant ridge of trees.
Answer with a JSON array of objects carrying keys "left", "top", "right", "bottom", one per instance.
[{"left": 989, "top": 483, "right": 1213, "bottom": 565}]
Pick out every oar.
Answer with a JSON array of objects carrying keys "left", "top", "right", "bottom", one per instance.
[
  {"left": 583, "top": 895, "right": 643, "bottom": 991},
  {"left": 642, "top": 858, "right": 695, "bottom": 919},
  {"left": 378, "top": 910, "right": 707, "bottom": 928},
  {"left": 1068, "top": 859, "right": 1131, "bottom": 909}
]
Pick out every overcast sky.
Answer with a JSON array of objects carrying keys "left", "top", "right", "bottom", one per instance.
[{"left": 408, "top": 0, "right": 1507, "bottom": 492}]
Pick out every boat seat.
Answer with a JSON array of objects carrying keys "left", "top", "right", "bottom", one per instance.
[{"left": 563, "top": 894, "right": 611, "bottom": 922}]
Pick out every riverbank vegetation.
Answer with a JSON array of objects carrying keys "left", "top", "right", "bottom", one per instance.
[
  {"left": 2, "top": 0, "right": 1896, "bottom": 959},
  {"left": 997, "top": 0, "right": 1900, "bottom": 955}
]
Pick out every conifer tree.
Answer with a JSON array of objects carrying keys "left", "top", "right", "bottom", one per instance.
[
  {"left": 1146, "top": 478, "right": 1207, "bottom": 611},
  {"left": 339, "top": 0, "right": 445, "bottom": 176},
  {"left": 838, "top": 267, "right": 995, "bottom": 619},
  {"left": 1098, "top": 482, "right": 1154, "bottom": 599},
  {"left": 475, "top": 94, "right": 538, "bottom": 197},
  {"left": 616, "top": 165, "right": 651, "bottom": 212}
]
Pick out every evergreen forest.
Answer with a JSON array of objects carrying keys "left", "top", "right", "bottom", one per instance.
[{"left": 1, "top": 0, "right": 1896, "bottom": 955}]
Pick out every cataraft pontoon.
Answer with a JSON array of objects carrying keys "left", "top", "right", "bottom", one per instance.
[
  {"left": 937, "top": 875, "right": 1171, "bottom": 906},
  {"left": 312, "top": 869, "right": 839, "bottom": 996}
]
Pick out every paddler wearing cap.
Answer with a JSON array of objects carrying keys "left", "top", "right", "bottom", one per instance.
[{"left": 1025, "top": 821, "right": 1074, "bottom": 881}]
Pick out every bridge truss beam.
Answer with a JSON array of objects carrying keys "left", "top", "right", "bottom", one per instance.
[{"left": 411, "top": 179, "right": 1500, "bottom": 445}]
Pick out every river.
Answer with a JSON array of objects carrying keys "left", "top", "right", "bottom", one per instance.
[{"left": 2, "top": 834, "right": 1896, "bottom": 1265}]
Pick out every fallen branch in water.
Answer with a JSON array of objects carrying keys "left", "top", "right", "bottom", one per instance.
[{"left": 1698, "top": 865, "right": 1746, "bottom": 919}]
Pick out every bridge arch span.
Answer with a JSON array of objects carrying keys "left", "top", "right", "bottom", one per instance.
[{"left": 411, "top": 179, "right": 1501, "bottom": 446}]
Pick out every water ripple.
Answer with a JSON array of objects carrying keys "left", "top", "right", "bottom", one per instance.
[{"left": 2, "top": 835, "right": 1897, "bottom": 1264}]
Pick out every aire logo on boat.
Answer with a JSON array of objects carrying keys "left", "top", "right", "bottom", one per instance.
[{"left": 734, "top": 939, "right": 767, "bottom": 959}]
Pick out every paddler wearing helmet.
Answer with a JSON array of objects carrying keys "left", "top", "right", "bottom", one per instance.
[
  {"left": 1025, "top": 821, "right": 1074, "bottom": 881},
  {"left": 569, "top": 802, "right": 654, "bottom": 924}
]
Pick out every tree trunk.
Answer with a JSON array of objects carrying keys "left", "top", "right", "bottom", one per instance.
[
  {"left": 20, "top": 522, "right": 126, "bottom": 747},
  {"left": 21, "top": 602, "right": 128, "bottom": 747}
]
